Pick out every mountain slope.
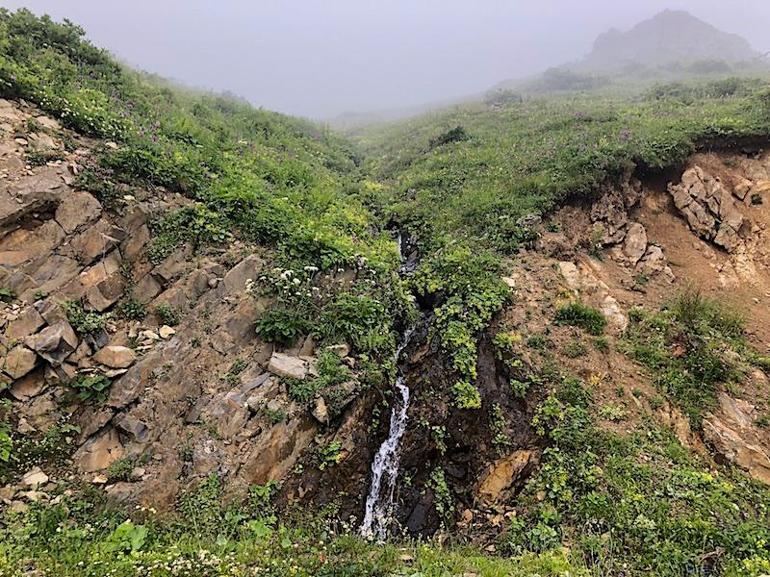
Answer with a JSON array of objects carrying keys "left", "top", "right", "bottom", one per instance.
[
  {"left": 3, "top": 8, "right": 770, "bottom": 577},
  {"left": 582, "top": 9, "right": 759, "bottom": 71}
]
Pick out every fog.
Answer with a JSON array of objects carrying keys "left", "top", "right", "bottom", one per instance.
[{"left": 2, "top": 0, "right": 770, "bottom": 119}]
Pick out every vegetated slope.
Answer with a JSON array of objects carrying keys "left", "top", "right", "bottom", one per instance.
[{"left": 2, "top": 8, "right": 770, "bottom": 577}]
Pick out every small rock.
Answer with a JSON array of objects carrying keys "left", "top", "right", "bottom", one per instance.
[
  {"left": 93, "top": 345, "right": 136, "bottom": 369},
  {"left": 140, "top": 330, "right": 160, "bottom": 341},
  {"left": 129, "top": 467, "right": 146, "bottom": 482},
  {"left": 158, "top": 325, "right": 176, "bottom": 340},
  {"left": 267, "top": 352, "right": 308, "bottom": 380},
  {"left": 20, "top": 467, "right": 49, "bottom": 488},
  {"left": 312, "top": 396, "right": 329, "bottom": 425},
  {"left": 326, "top": 343, "right": 350, "bottom": 358},
  {"left": 91, "top": 474, "right": 108, "bottom": 485}
]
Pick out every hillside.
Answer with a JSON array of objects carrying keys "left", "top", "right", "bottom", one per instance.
[
  {"left": 491, "top": 10, "right": 768, "bottom": 97},
  {"left": 582, "top": 9, "right": 759, "bottom": 72},
  {"left": 2, "top": 8, "right": 770, "bottom": 577}
]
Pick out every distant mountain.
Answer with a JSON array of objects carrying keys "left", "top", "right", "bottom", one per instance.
[{"left": 578, "top": 9, "right": 759, "bottom": 72}]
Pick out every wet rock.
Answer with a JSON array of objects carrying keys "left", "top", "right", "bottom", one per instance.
[
  {"left": 267, "top": 352, "right": 308, "bottom": 380},
  {"left": 93, "top": 345, "right": 136, "bottom": 369},
  {"left": 24, "top": 321, "right": 78, "bottom": 366},
  {"left": 3, "top": 345, "right": 37, "bottom": 378}
]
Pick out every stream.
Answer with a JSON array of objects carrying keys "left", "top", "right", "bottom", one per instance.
[
  {"left": 359, "top": 231, "right": 418, "bottom": 540},
  {"left": 359, "top": 326, "right": 415, "bottom": 540}
]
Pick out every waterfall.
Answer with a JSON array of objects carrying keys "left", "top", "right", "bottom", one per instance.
[{"left": 359, "top": 327, "right": 415, "bottom": 540}]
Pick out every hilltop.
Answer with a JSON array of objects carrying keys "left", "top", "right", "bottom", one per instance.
[
  {"left": 2, "top": 8, "right": 770, "bottom": 577},
  {"left": 581, "top": 9, "right": 760, "bottom": 72}
]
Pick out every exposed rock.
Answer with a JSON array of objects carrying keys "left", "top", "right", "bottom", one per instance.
[
  {"left": 600, "top": 294, "right": 628, "bottom": 332},
  {"left": 54, "top": 191, "right": 102, "bottom": 234},
  {"left": 622, "top": 222, "right": 647, "bottom": 264},
  {"left": 66, "top": 220, "right": 126, "bottom": 264},
  {"left": 114, "top": 413, "right": 150, "bottom": 443},
  {"left": 312, "top": 396, "right": 329, "bottom": 425},
  {"left": 637, "top": 245, "right": 675, "bottom": 282},
  {"left": 4, "top": 305, "right": 45, "bottom": 340},
  {"left": 223, "top": 254, "right": 263, "bottom": 294},
  {"left": 477, "top": 449, "right": 538, "bottom": 504},
  {"left": 20, "top": 467, "right": 49, "bottom": 488},
  {"left": 2, "top": 345, "right": 37, "bottom": 378},
  {"left": 702, "top": 393, "right": 770, "bottom": 484},
  {"left": 93, "top": 345, "right": 136, "bottom": 369},
  {"left": 158, "top": 325, "right": 175, "bottom": 340},
  {"left": 267, "top": 352, "right": 308, "bottom": 380},
  {"left": 668, "top": 166, "right": 747, "bottom": 253},
  {"left": 24, "top": 321, "right": 78, "bottom": 366},
  {"left": 9, "top": 370, "right": 46, "bottom": 401},
  {"left": 73, "top": 427, "right": 124, "bottom": 472}
]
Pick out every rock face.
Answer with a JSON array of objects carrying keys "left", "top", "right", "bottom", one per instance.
[
  {"left": 703, "top": 393, "right": 770, "bottom": 485},
  {"left": 24, "top": 321, "right": 78, "bottom": 366},
  {"left": 668, "top": 166, "right": 746, "bottom": 252}
]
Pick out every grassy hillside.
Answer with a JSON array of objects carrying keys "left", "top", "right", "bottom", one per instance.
[{"left": 2, "top": 8, "right": 770, "bottom": 577}]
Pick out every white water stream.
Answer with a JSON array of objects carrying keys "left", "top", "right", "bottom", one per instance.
[{"left": 359, "top": 326, "right": 415, "bottom": 540}]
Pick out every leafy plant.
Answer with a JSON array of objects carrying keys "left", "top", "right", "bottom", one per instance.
[
  {"left": 554, "top": 302, "right": 606, "bottom": 335},
  {"left": 151, "top": 303, "right": 178, "bottom": 326},
  {"left": 69, "top": 374, "right": 111, "bottom": 403},
  {"left": 63, "top": 300, "right": 110, "bottom": 335}
]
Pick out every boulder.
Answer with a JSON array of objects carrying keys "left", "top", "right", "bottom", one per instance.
[
  {"left": 20, "top": 467, "right": 49, "bottom": 489},
  {"left": 9, "top": 370, "right": 46, "bottom": 401},
  {"left": 622, "top": 222, "right": 648, "bottom": 264},
  {"left": 4, "top": 306, "right": 45, "bottom": 340},
  {"left": 3, "top": 345, "right": 37, "bottom": 379},
  {"left": 267, "top": 352, "right": 308, "bottom": 380},
  {"left": 93, "top": 345, "right": 136, "bottom": 369},
  {"left": 24, "top": 321, "right": 78, "bottom": 366},
  {"left": 73, "top": 427, "right": 124, "bottom": 472}
]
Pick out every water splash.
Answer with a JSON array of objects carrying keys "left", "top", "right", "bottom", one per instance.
[{"left": 360, "top": 327, "right": 414, "bottom": 540}]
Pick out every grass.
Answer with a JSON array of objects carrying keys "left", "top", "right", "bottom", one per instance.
[{"left": 623, "top": 289, "right": 749, "bottom": 426}]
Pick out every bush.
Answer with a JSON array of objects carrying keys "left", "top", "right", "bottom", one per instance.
[
  {"left": 554, "top": 302, "right": 606, "bottom": 335},
  {"left": 63, "top": 300, "right": 110, "bottom": 335},
  {"left": 155, "top": 303, "right": 180, "bottom": 326},
  {"left": 256, "top": 307, "right": 309, "bottom": 346},
  {"left": 452, "top": 380, "right": 482, "bottom": 410}
]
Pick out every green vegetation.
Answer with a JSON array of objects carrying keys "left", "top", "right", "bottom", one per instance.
[
  {"left": 68, "top": 374, "right": 112, "bottom": 403},
  {"left": 554, "top": 302, "right": 607, "bottom": 335},
  {"left": 154, "top": 302, "right": 180, "bottom": 326},
  {"left": 624, "top": 289, "right": 748, "bottom": 426},
  {"left": 62, "top": 300, "right": 110, "bottom": 335},
  {"left": 510, "top": 373, "right": 770, "bottom": 576}
]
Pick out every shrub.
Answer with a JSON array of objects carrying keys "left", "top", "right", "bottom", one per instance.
[
  {"left": 256, "top": 307, "right": 309, "bottom": 346},
  {"left": 63, "top": 301, "right": 110, "bottom": 335},
  {"left": 452, "top": 380, "right": 482, "bottom": 410},
  {"left": 155, "top": 302, "right": 180, "bottom": 326},
  {"left": 554, "top": 302, "right": 606, "bottom": 335},
  {"left": 69, "top": 374, "right": 111, "bottom": 403}
]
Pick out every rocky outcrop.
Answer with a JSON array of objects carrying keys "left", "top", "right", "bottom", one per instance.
[
  {"left": 668, "top": 166, "right": 747, "bottom": 252},
  {"left": 703, "top": 393, "right": 770, "bottom": 485}
]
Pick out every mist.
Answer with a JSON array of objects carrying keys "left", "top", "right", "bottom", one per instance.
[{"left": 2, "top": 0, "right": 770, "bottom": 119}]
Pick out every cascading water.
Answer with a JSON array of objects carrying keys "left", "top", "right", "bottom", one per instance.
[{"left": 359, "top": 326, "right": 415, "bottom": 540}]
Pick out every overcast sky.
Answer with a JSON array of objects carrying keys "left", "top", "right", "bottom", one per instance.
[{"left": 3, "top": 1, "right": 770, "bottom": 119}]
